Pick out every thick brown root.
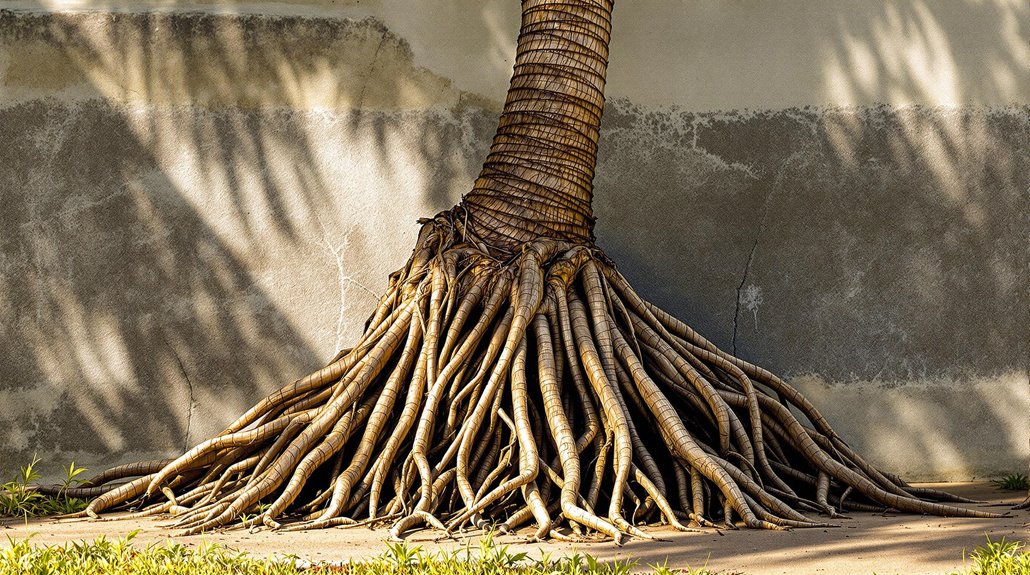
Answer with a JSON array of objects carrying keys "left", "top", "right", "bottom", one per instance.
[{"left": 80, "top": 216, "right": 1005, "bottom": 540}]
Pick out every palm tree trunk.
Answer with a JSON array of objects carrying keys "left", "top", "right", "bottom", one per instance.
[{"left": 461, "top": 0, "right": 613, "bottom": 250}]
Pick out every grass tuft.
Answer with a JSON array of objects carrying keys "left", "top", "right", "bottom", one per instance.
[
  {"left": 991, "top": 474, "right": 1030, "bottom": 492},
  {"left": 0, "top": 456, "right": 89, "bottom": 519},
  {"left": 951, "top": 538, "right": 1030, "bottom": 575}
]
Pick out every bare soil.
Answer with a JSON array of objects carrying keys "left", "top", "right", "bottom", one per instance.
[{"left": 2, "top": 483, "right": 1027, "bottom": 574}]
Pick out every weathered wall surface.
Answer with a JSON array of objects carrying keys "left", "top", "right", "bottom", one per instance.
[{"left": 0, "top": 2, "right": 1027, "bottom": 481}]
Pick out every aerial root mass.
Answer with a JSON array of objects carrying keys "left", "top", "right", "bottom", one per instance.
[{"left": 65, "top": 218, "right": 1004, "bottom": 542}]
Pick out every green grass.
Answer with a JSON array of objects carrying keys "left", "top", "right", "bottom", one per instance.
[
  {"left": 951, "top": 538, "right": 1030, "bottom": 575},
  {"left": 0, "top": 456, "right": 89, "bottom": 519},
  {"left": 992, "top": 474, "right": 1030, "bottom": 492},
  {"left": 1, "top": 533, "right": 298, "bottom": 575},
  {"left": 0, "top": 531, "right": 719, "bottom": 575}
]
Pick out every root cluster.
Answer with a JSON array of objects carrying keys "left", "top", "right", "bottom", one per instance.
[{"left": 67, "top": 218, "right": 1002, "bottom": 542}]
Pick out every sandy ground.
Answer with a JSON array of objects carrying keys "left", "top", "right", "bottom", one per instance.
[{"left": 2, "top": 483, "right": 1027, "bottom": 574}]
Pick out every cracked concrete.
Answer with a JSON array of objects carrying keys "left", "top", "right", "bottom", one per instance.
[
  {"left": 164, "top": 340, "right": 196, "bottom": 454},
  {"left": 1, "top": 6, "right": 1028, "bottom": 483},
  {"left": 357, "top": 34, "right": 389, "bottom": 110},
  {"left": 318, "top": 225, "right": 381, "bottom": 353},
  {"left": 731, "top": 180, "right": 780, "bottom": 356}
]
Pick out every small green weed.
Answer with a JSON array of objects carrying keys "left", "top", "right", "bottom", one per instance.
[
  {"left": 992, "top": 474, "right": 1030, "bottom": 492},
  {"left": 951, "top": 538, "right": 1030, "bottom": 575},
  {"left": 0, "top": 456, "right": 89, "bottom": 519}
]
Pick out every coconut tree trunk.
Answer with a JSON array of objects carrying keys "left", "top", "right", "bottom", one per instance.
[
  {"left": 73, "top": 0, "right": 1003, "bottom": 541},
  {"left": 462, "top": 0, "right": 611, "bottom": 249}
]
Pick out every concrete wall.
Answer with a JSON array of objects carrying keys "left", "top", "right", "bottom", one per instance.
[{"left": 1, "top": 1, "right": 1027, "bottom": 481}]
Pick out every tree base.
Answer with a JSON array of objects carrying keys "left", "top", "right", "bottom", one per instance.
[{"left": 68, "top": 215, "right": 1003, "bottom": 542}]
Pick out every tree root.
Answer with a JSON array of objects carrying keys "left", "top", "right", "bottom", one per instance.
[{"left": 79, "top": 217, "right": 1006, "bottom": 541}]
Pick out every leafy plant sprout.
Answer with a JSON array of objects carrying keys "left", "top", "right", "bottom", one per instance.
[
  {"left": 991, "top": 474, "right": 1029, "bottom": 492},
  {"left": 1, "top": 456, "right": 89, "bottom": 519}
]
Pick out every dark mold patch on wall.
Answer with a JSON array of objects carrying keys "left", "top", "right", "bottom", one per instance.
[
  {"left": 0, "top": 8, "right": 494, "bottom": 111},
  {"left": 596, "top": 101, "right": 1029, "bottom": 384}
]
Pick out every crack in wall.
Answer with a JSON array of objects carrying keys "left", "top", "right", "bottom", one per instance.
[
  {"left": 323, "top": 237, "right": 349, "bottom": 353},
  {"left": 163, "top": 337, "right": 194, "bottom": 454},
  {"left": 344, "top": 276, "right": 379, "bottom": 301},
  {"left": 731, "top": 151, "right": 809, "bottom": 356},
  {"left": 732, "top": 236, "right": 760, "bottom": 357},
  {"left": 732, "top": 184, "right": 779, "bottom": 357},
  {"left": 314, "top": 220, "right": 380, "bottom": 354},
  {"left": 356, "top": 33, "right": 387, "bottom": 109}
]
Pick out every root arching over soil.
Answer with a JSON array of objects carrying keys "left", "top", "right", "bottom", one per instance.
[{"left": 67, "top": 213, "right": 1002, "bottom": 543}]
